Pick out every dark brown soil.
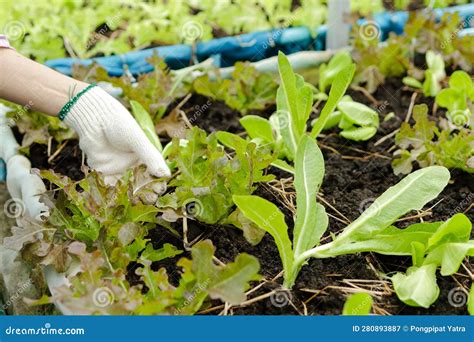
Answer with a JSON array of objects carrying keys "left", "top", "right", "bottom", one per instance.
[
  {"left": 22, "top": 75, "right": 473, "bottom": 316},
  {"left": 29, "top": 141, "right": 84, "bottom": 181},
  {"left": 177, "top": 94, "right": 277, "bottom": 134}
]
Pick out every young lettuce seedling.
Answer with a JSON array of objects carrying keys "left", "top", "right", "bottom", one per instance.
[
  {"left": 234, "top": 136, "right": 459, "bottom": 292},
  {"left": 392, "top": 104, "right": 474, "bottom": 175},
  {"left": 391, "top": 213, "right": 473, "bottom": 308},
  {"left": 435, "top": 70, "right": 474, "bottom": 129},
  {"left": 238, "top": 51, "right": 356, "bottom": 166},
  {"left": 234, "top": 135, "right": 326, "bottom": 287},
  {"left": 318, "top": 51, "right": 353, "bottom": 95},
  {"left": 320, "top": 95, "right": 379, "bottom": 141},
  {"left": 316, "top": 52, "right": 379, "bottom": 141}
]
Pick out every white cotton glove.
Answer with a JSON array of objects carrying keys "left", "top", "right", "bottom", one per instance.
[
  {"left": 1, "top": 109, "right": 48, "bottom": 221},
  {"left": 63, "top": 86, "right": 171, "bottom": 184},
  {"left": 0, "top": 104, "right": 18, "bottom": 162}
]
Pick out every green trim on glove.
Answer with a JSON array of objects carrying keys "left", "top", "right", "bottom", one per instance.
[{"left": 58, "top": 83, "right": 97, "bottom": 121}]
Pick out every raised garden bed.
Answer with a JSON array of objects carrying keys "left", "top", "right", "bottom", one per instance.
[{"left": 0, "top": 3, "right": 473, "bottom": 316}]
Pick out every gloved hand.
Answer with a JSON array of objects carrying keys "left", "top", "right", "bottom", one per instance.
[
  {"left": 6, "top": 155, "right": 49, "bottom": 220},
  {"left": 1, "top": 110, "right": 48, "bottom": 220},
  {"left": 61, "top": 85, "right": 171, "bottom": 184}
]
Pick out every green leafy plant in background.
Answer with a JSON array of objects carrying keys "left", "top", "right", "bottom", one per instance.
[
  {"left": 315, "top": 52, "right": 379, "bottom": 141},
  {"left": 193, "top": 62, "right": 279, "bottom": 115},
  {"left": 342, "top": 293, "right": 373, "bottom": 315},
  {"left": 234, "top": 134, "right": 463, "bottom": 293},
  {"left": 435, "top": 70, "right": 474, "bottom": 129},
  {"left": 402, "top": 50, "right": 446, "bottom": 97},
  {"left": 234, "top": 136, "right": 326, "bottom": 287},
  {"left": 0, "top": 0, "right": 327, "bottom": 62},
  {"left": 352, "top": 28, "right": 410, "bottom": 94},
  {"left": 3, "top": 0, "right": 462, "bottom": 63},
  {"left": 75, "top": 55, "right": 190, "bottom": 123},
  {"left": 392, "top": 104, "right": 474, "bottom": 175},
  {"left": 404, "top": 11, "right": 474, "bottom": 71},
  {"left": 352, "top": 11, "right": 473, "bottom": 94}
]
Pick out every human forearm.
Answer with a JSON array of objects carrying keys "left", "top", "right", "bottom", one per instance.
[{"left": 0, "top": 48, "right": 88, "bottom": 116}]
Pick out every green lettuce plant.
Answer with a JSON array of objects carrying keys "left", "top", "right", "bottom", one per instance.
[
  {"left": 392, "top": 104, "right": 474, "bottom": 175},
  {"left": 402, "top": 50, "right": 446, "bottom": 97},
  {"left": 352, "top": 11, "right": 473, "bottom": 94},
  {"left": 237, "top": 51, "right": 355, "bottom": 164},
  {"left": 391, "top": 213, "right": 473, "bottom": 308},
  {"left": 234, "top": 135, "right": 473, "bottom": 308},
  {"left": 318, "top": 51, "right": 353, "bottom": 95},
  {"left": 0, "top": 0, "right": 328, "bottom": 62},
  {"left": 320, "top": 95, "right": 379, "bottom": 141},
  {"left": 234, "top": 135, "right": 458, "bottom": 289},
  {"left": 162, "top": 127, "right": 275, "bottom": 225},
  {"left": 314, "top": 52, "right": 379, "bottom": 141},
  {"left": 193, "top": 62, "right": 278, "bottom": 115},
  {"left": 29, "top": 239, "right": 260, "bottom": 315},
  {"left": 234, "top": 136, "right": 472, "bottom": 308},
  {"left": 435, "top": 70, "right": 474, "bottom": 129},
  {"left": 11, "top": 167, "right": 260, "bottom": 314}
]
